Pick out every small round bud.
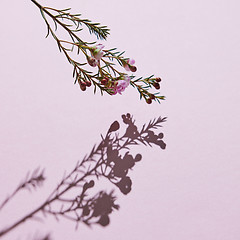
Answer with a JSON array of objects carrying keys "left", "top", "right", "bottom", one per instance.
[
  {"left": 153, "top": 82, "right": 160, "bottom": 89},
  {"left": 87, "top": 56, "right": 98, "bottom": 67},
  {"left": 86, "top": 81, "right": 91, "bottom": 87},
  {"left": 101, "top": 78, "right": 108, "bottom": 85},
  {"left": 156, "top": 77, "right": 161, "bottom": 82},
  {"left": 146, "top": 98, "right": 152, "bottom": 104},
  {"left": 130, "top": 65, "right": 137, "bottom": 72},
  {"left": 80, "top": 84, "right": 86, "bottom": 91},
  {"left": 79, "top": 81, "right": 87, "bottom": 91}
]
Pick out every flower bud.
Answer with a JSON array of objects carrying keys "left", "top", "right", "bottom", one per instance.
[
  {"left": 153, "top": 82, "right": 160, "bottom": 89},
  {"left": 156, "top": 77, "right": 161, "bottom": 82},
  {"left": 86, "top": 81, "right": 91, "bottom": 87},
  {"left": 129, "top": 65, "right": 137, "bottom": 72},
  {"left": 92, "top": 44, "right": 105, "bottom": 60},
  {"left": 146, "top": 98, "right": 152, "bottom": 104},
  {"left": 124, "top": 58, "right": 136, "bottom": 72},
  {"left": 80, "top": 85, "right": 86, "bottom": 91},
  {"left": 87, "top": 56, "right": 98, "bottom": 67},
  {"left": 79, "top": 81, "right": 87, "bottom": 91},
  {"left": 101, "top": 78, "right": 108, "bottom": 85}
]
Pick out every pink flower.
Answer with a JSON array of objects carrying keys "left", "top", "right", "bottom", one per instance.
[
  {"left": 124, "top": 58, "right": 137, "bottom": 72},
  {"left": 116, "top": 80, "right": 128, "bottom": 94},
  {"left": 123, "top": 75, "right": 130, "bottom": 85},
  {"left": 92, "top": 44, "right": 105, "bottom": 60},
  {"left": 111, "top": 75, "right": 131, "bottom": 95},
  {"left": 110, "top": 88, "right": 117, "bottom": 95}
]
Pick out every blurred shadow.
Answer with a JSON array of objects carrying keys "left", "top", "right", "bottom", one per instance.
[
  {"left": 44, "top": 113, "right": 167, "bottom": 228},
  {"left": 32, "top": 234, "right": 51, "bottom": 240},
  {"left": 0, "top": 113, "right": 166, "bottom": 238}
]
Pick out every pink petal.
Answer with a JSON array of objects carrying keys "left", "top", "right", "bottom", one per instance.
[
  {"left": 128, "top": 58, "right": 135, "bottom": 65},
  {"left": 94, "top": 51, "right": 104, "bottom": 60},
  {"left": 96, "top": 44, "right": 105, "bottom": 50}
]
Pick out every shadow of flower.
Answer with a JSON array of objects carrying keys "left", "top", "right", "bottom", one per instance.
[{"left": 0, "top": 113, "right": 167, "bottom": 238}]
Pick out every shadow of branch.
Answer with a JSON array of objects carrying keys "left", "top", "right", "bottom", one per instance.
[{"left": 0, "top": 113, "right": 166, "bottom": 237}]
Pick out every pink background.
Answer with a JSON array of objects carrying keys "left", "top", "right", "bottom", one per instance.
[{"left": 1, "top": 0, "right": 240, "bottom": 239}]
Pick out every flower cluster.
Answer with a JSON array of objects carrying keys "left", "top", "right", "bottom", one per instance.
[
  {"left": 31, "top": 0, "right": 165, "bottom": 104},
  {"left": 83, "top": 43, "right": 164, "bottom": 102},
  {"left": 85, "top": 44, "right": 134, "bottom": 95},
  {"left": 84, "top": 43, "right": 134, "bottom": 95}
]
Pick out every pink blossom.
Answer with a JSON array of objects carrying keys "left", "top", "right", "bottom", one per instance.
[
  {"left": 116, "top": 80, "right": 128, "bottom": 94},
  {"left": 92, "top": 44, "right": 105, "bottom": 60},
  {"left": 124, "top": 58, "right": 136, "bottom": 72},
  {"left": 110, "top": 75, "right": 131, "bottom": 95},
  {"left": 110, "top": 87, "right": 117, "bottom": 95},
  {"left": 123, "top": 75, "right": 130, "bottom": 85}
]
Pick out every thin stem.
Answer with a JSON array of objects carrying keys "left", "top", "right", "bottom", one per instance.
[
  {"left": 0, "top": 188, "right": 20, "bottom": 211},
  {"left": 31, "top": 0, "right": 85, "bottom": 44},
  {"left": 0, "top": 164, "right": 98, "bottom": 237}
]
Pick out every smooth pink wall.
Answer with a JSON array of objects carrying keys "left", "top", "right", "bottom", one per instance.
[{"left": 0, "top": 0, "right": 240, "bottom": 239}]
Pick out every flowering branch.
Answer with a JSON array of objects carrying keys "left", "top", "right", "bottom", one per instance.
[
  {"left": 0, "top": 114, "right": 166, "bottom": 237},
  {"left": 31, "top": 0, "right": 165, "bottom": 104}
]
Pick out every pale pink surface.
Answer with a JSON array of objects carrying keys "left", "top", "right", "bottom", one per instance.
[{"left": 0, "top": 0, "right": 240, "bottom": 240}]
